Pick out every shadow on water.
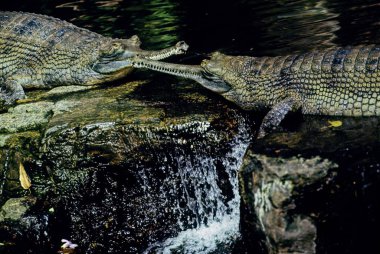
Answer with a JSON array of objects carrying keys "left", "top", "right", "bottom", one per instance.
[{"left": 2, "top": 0, "right": 380, "bottom": 253}]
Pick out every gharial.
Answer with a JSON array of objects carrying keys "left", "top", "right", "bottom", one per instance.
[
  {"left": 0, "top": 11, "right": 188, "bottom": 105},
  {"left": 132, "top": 45, "right": 380, "bottom": 137}
]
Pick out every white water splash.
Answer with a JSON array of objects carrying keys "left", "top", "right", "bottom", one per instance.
[{"left": 145, "top": 124, "right": 250, "bottom": 254}]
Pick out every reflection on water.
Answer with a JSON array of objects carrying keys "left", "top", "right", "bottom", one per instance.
[
  {"left": 245, "top": 0, "right": 340, "bottom": 54},
  {"left": 4, "top": 0, "right": 380, "bottom": 55},
  {"left": 57, "top": 0, "right": 181, "bottom": 48},
  {"left": 121, "top": 0, "right": 181, "bottom": 47}
]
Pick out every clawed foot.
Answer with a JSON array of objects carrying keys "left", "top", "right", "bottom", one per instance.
[{"left": 256, "top": 97, "right": 300, "bottom": 139}]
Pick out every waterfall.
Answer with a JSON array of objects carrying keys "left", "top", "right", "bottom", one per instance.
[{"left": 144, "top": 122, "right": 250, "bottom": 254}]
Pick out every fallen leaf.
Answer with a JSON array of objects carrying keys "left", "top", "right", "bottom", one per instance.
[
  {"left": 19, "top": 163, "right": 32, "bottom": 190},
  {"left": 328, "top": 120, "right": 343, "bottom": 128}
]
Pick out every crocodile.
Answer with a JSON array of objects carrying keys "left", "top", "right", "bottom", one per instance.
[
  {"left": 132, "top": 45, "right": 380, "bottom": 137},
  {"left": 0, "top": 11, "right": 188, "bottom": 105}
]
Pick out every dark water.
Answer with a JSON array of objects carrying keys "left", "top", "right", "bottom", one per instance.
[
  {"left": 4, "top": 0, "right": 380, "bottom": 56},
  {"left": 2, "top": 0, "right": 380, "bottom": 253}
]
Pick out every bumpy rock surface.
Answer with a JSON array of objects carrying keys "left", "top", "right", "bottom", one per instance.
[
  {"left": 0, "top": 76, "right": 249, "bottom": 254},
  {"left": 239, "top": 116, "right": 380, "bottom": 254},
  {"left": 240, "top": 152, "right": 337, "bottom": 253},
  {"left": 1, "top": 75, "right": 380, "bottom": 254}
]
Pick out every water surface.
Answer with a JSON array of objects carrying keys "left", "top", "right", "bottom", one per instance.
[{"left": 4, "top": 0, "right": 380, "bottom": 56}]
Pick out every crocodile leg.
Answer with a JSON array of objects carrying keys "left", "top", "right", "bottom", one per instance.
[
  {"left": 257, "top": 97, "right": 301, "bottom": 139},
  {"left": 0, "top": 79, "right": 26, "bottom": 105}
]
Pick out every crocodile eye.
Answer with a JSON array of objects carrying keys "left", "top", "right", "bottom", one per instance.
[
  {"left": 110, "top": 42, "right": 124, "bottom": 55},
  {"left": 101, "top": 42, "right": 124, "bottom": 60},
  {"left": 200, "top": 59, "right": 209, "bottom": 68},
  {"left": 112, "top": 42, "right": 122, "bottom": 50}
]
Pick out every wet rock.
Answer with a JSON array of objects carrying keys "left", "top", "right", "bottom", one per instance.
[
  {"left": 0, "top": 78, "right": 249, "bottom": 254},
  {"left": 45, "top": 85, "right": 95, "bottom": 96},
  {"left": 240, "top": 152, "right": 337, "bottom": 254},
  {"left": 4, "top": 76, "right": 379, "bottom": 254},
  {"left": 240, "top": 116, "right": 380, "bottom": 254},
  {"left": 0, "top": 101, "right": 54, "bottom": 134},
  {"left": 0, "top": 196, "right": 37, "bottom": 222},
  {"left": 0, "top": 196, "right": 52, "bottom": 254},
  {"left": 0, "top": 135, "right": 10, "bottom": 147}
]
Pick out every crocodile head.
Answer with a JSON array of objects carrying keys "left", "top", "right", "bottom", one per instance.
[
  {"left": 131, "top": 51, "right": 264, "bottom": 108},
  {"left": 93, "top": 35, "right": 188, "bottom": 77},
  {"left": 200, "top": 52, "right": 243, "bottom": 93},
  {"left": 198, "top": 52, "right": 256, "bottom": 107}
]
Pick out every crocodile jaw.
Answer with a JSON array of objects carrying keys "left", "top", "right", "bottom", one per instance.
[
  {"left": 94, "top": 40, "right": 189, "bottom": 75},
  {"left": 197, "top": 71, "right": 232, "bottom": 93},
  {"left": 131, "top": 57, "right": 231, "bottom": 94}
]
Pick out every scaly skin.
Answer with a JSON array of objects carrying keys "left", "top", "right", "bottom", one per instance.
[
  {"left": 201, "top": 47, "right": 380, "bottom": 117},
  {"left": 0, "top": 11, "right": 188, "bottom": 105},
  {"left": 132, "top": 45, "right": 380, "bottom": 137}
]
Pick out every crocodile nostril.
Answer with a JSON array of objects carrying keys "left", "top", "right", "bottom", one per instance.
[
  {"left": 130, "top": 35, "right": 139, "bottom": 40},
  {"left": 129, "top": 35, "right": 141, "bottom": 45},
  {"left": 201, "top": 59, "right": 209, "bottom": 68},
  {"left": 176, "top": 41, "right": 189, "bottom": 51}
]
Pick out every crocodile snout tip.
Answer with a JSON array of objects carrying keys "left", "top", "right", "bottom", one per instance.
[
  {"left": 200, "top": 59, "right": 209, "bottom": 68},
  {"left": 175, "top": 41, "right": 189, "bottom": 54}
]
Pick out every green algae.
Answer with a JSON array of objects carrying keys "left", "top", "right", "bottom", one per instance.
[
  {"left": 44, "top": 80, "right": 223, "bottom": 131},
  {"left": 0, "top": 197, "right": 37, "bottom": 222},
  {"left": 0, "top": 131, "right": 41, "bottom": 149},
  {"left": 0, "top": 102, "right": 54, "bottom": 134}
]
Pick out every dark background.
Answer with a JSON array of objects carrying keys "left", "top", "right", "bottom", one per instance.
[{"left": 2, "top": 0, "right": 380, "bottom": 56}]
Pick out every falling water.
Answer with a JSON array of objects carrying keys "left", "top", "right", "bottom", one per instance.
[{"left": 144, "top": 123, "right": 250, "bottom": 254}]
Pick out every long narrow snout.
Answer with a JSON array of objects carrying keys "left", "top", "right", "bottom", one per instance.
[
  {"left": 132, "top": 57, "right": 231, "bottom": 93},
  {"left": 133, "top": 41, "right": 189, "bottom": 60},
  {"left": 95, "top": 41, "right": 190, "bottom": 75}
]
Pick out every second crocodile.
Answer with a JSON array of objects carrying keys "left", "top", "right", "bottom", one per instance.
[{"left": 132, "top": 45, "right": 380, "bottom": 137}]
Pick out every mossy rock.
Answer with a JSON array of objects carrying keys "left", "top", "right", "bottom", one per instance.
[{"left": 0, "top": 78, "right": 248, "bottom": 254}]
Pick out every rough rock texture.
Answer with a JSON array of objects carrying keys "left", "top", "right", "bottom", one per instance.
[
  {"left": 0, "top": 76, "right": 249, "bottom": 254},
  {"left": 0, "top": 197, "right": 37, "bottom": 222},
  {"left": 240, "top": 152, "right": 337, "bottom": 254},
  {"left": 240, "top": 115, "right": 380, "bottom": 254},
  {"left": 1, "top": 74, "right": 380, "bottom": 254}
]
